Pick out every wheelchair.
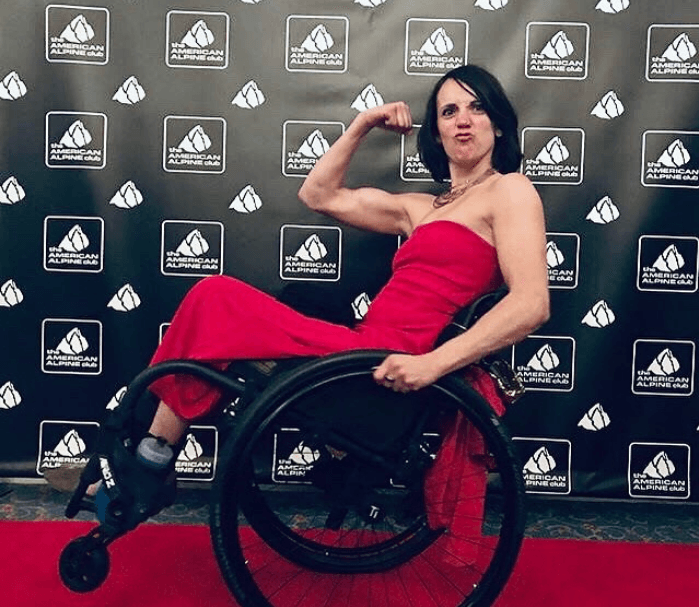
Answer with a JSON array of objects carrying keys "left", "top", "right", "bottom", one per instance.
[{"left": 59, "top": 289, "right": 526, "bottom": 607}]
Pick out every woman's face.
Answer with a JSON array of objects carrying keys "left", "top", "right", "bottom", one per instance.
[{"left": 434, "top": 78, "right": 498, "bottom": 171}]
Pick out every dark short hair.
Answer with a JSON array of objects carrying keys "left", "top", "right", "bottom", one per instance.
[{"left": 417, "top": 65, "right": 522, "bottom": 182}]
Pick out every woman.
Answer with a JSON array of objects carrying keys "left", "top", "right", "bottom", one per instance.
[
  {"left": 73, "top": 66, "right": 549, "bottom": 541},
  {"left": 145, "top": 64, "right": 549, "bottom": 443}
]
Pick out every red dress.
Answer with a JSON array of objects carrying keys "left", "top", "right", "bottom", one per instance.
[
  {"left": 150, "top": 220, "right": 506, "bottom": 564},
  {"left": 150, "top": 220, "right": 504, "bottom": 417}
]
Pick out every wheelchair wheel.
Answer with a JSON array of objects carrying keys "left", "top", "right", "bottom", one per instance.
[{"left": 210, "top": 351, "right": 525, "bottom": 607}]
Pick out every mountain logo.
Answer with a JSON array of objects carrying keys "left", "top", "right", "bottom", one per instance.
[
  {"left": 230, "top": 185, "right": 263, "bottom": 214},
  {"left": 0, "top": 381, "right": 21, "bottom": 410},
  {"left": 0, "top": 176, "right": 26, "bottom": 205},
  {"left": 591, "top": 91, "right": 625, "bottom": 120},
  {"left": 405, "top": 19, "right": 468, "bottom": 76},
  {"left": 280, "top": 225, "right": 341, "bottom": 282},
  {"left": 475, "top": 0, "right": 509, "bottom": 10},
  {"left": 272, "top": 429, "right": 322, "bottom": 484},
  {"left": 109, "top": 181, "right": 143, "bottom": 209},
  {"left": 546, "top": 233, "right": 579, "bottom": 289},
  {"left": 286, "top": 16, "right": 349, "bottom": 73},
  {"left": 37, "top": 421, "right": 100, "bottom": 475},
  {"left": 351, "top": 84, "right": 384, "bottom": 112},
  {"left": 581, "top": 300, "right": 615, "bottom": 328},
  {"left": 44, "top": 216, "right": 104, "bottom": 273},
  {"left": 540, "top": 31, "right": 574, "bottom": 59},
  {"left": 513, "top": 336, "right": 575, "bottom": 392},
  {"left": 178, "top": 434, "right": 204, "bottom": 462},
  {"left": 176, "top": 230, "right": 210, "bottom": 257},
  {"left": 658, "top": 139, "right": 691, "bottom": 168},
  {"left": 637, "top": 235, "right": 698, "bottom": 293},
  {"left": 166, "top": 11, "right": 229, "bottom": 69},
  {"left": 586, "top": 195, "right": 620, "bottom": 225},
  {"left": 288, "top": 442, "right": 321, "bottom": 466},
  {"left": 535, "top": 136, "right": 569, "bottom": 164},
  {"left": 113, "top": 76, "right": 146, "bottom": 105},
  {"left": 42, "top": 319, "right": 102, "bottom": 375},
  {"left": 163, "top": 116, "right": 226, "bottom": 174},
  {"left": 578, "top": 403, "right": 611, "bottom": 431},
  {"left": 526, "top": 22, "right": 589, "bottom": 80},
  {"left": 0, "top": 71, "right": 28, "bottom": 100},
  {"left": 0, "top": 279, "right": 24, "bottom": 308},
  {"left": 107, "top": 284, "right": 141, "bottom": 312},
  {"left": 661, "top": 33, "right": 698, "bottom": 62},
  {"left": 595, "top": 0, "right": 629, "bottom": 14},
  {"left": 60, "top": 226, "right": 87, "bottom": 252},
  {"left": 647, "top": 26, "right": 699, "bottom": 83},
  {"left": 629, "top": 442, "right": 690, "bottom": 499},
  {"left": 282, "top": 121, "right": 344, "bottom": 177},
  {"left": 161, "top": 221, "right": 224, "bottom": 277},
  {"left": 106, "top": 386, "right": 127, "bottom": 411},
  {"left": 352, "top": 292, "right": 372, "bottom": 320},
  {"left": 522, "top": 128, "right": 585, "bottom": 185},
  {"left": 524, "top": 446, "right": 556, "bottom": 475},
  {"left": 642, "top": 131, "right": 699, "bottom": 188},
  {"left": 46, "top": 6, "right": 109, "bottom": 65},
  {"left": 515, "top": 437, "right": 571, "bottom": 494},
  {"left": 45, "top": 112, "right": 107, "bottom": 169},
  {"left": 355, "top": 0, "right": 388, "bottom": 7},
  {"left": 547, "top": 243, "right": 565, "bottom": 271},
  {"left": 231, "top": 80, "right": 266, "bottom": 109},
  {"left": 632, "top": 340, "right": 695, "bottom": 397},
  {"left": 175, "top": 426, "right": 217, "bottom": 480},
  {"left": 400, "top": 123, "right": 432, "bottom": 182}
]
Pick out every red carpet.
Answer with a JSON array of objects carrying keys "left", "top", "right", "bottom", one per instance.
[{"left": 3, "top": 520, "right": 699, "bottom": 607}]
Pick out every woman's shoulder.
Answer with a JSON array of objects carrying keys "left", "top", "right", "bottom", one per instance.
[
  {"left": 494, "top": 171, "right": 536, "bottom": 191},
  {"left": 491, "top": 172, "right": 541, "bottom": 203}
]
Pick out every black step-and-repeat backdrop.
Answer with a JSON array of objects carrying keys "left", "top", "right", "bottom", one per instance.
[{"left": 1, "top": 0, "right": 698, "bottom": 501}]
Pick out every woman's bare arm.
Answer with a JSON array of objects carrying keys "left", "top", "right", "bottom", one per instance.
[{"left": 298, "top": 102, "right": 428, "bottom": 236}]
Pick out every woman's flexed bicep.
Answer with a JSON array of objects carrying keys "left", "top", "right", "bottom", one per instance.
[{"left": 298, "top": 102, "right": 422, "bottom": 235}]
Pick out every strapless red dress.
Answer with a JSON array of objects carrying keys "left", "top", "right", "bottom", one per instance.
[
  {"left": 150, "top": 220, "right": 507, "bottom": 563},
  {"left": 150, "top": 220, "right": 504, "bottom": 417}
]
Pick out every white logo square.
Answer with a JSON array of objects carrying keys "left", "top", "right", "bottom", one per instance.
[
  {"left": 280, "top": 224, "right": 342, "bottom": 282},
  {"left": 525, "top": 22, "right": 590, "bottom": 80},
  {"left": 282, "top": 121, "right": 345, "bottom": 178},
  {"left": 41, "top": 318, "right": 103, "bottom": 375},
  {"left": 286, "top": 16, "right": 349, "bottom": 73},
  {"left": 165, "top": 10, "right": 230, "bottom": 69},
  {"left": 45, "top": 111, "right": 107, "bottom": 170},
  {"left": 45, "top": 5, "right": 110, "bottom": 65},
  {"left": 161, "top": 220, "right": 224, "bottom": 277},
  {"left": 404, "top": 19, "right": 468, "bottom": 77},
  {"left": 163, "top": 116, "right": 227, "bottom": 174}
]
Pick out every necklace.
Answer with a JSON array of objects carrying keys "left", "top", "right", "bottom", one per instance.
[{"left": 433, "top": 168, "right": 497, "bottom": 208}]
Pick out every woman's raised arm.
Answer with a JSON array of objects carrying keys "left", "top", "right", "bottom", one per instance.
[{"left": 298, "top": 102, "right": 426, "bottom": 236}]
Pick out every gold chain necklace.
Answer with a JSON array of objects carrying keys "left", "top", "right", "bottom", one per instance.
[{"left": 433, "top": 168, "right": 497, "bottom": 208}]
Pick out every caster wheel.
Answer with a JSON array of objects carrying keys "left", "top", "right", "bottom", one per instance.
[{"left": 59, "top": 537, "right": 110, "bottom": 593}]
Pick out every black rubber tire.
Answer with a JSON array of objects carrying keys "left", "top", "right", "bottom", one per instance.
[
  {"left": 58, "top": 537, "right": 111, "bottom": 593},
  {"left": 210, "top": 350, "right": 525, "bottom": 607}
]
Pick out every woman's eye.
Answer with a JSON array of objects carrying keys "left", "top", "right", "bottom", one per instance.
[
  {"left": 441, "top": 106, "right": 455, "bottom": 116},
  {"left": 471, "top": 102, "right": 485, "bottom": 113}
]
